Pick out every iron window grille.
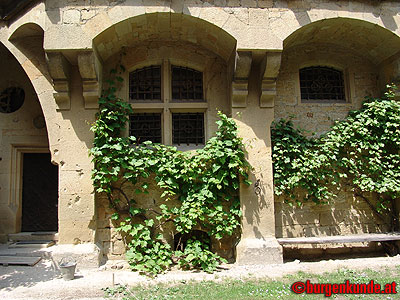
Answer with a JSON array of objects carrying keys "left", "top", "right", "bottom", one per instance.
[
  {"left": 299, "top": 66, "right": 345, "bottom": 102},
  {"left": 171, "top": 66, "right": 203, "bottom": 101},
  {"left": 0, "top": 87, "right": 25, "bottom": 113},
  {"left": 129, "top": 65, "right": 161, "bottom": 101},
  {"left": 172, "top": 113, "right": 205, "bottom": 145},
  {"left": 129, "top": 113, "right": 162, "bottom": 144}
]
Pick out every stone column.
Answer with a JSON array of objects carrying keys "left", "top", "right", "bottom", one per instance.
[{"left": 233, "top": 51, "right": 283, "bottom": 264}]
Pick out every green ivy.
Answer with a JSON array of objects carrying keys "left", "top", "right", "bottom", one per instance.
[
  {"left": 175, "top": 238, "right": 226, "bottom": 273},
  {"left": 271, "top": 84, "right": 400, "bottom": 230},
  {"left": 90, "top": 65, "right": 251, "bottom": 275}
]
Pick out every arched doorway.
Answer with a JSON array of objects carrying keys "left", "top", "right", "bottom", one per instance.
[{"left": 0, "top": 40, "right": 57, "bottom": 238}]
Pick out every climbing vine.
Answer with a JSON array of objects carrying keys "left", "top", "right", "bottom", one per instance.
[
  {"left": 90, "top": 65, "right": 251, "bottom": 275},
  {"left": 271, "top": 84, "right": 400, "bottom": 231}
]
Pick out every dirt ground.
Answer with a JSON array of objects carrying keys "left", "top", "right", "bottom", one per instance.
[{"left": 1, "top": 254, "right": 400, "bottom": 300}]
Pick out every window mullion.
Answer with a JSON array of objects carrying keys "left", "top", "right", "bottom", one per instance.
[{"left": 163, "top": 59, "right": 172, "bottom": 145}]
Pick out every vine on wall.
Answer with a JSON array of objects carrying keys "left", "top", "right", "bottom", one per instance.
[
  {"left": 90, "top": 66, "right": 251, "bottom": 275},
  {"left": 271, "top": 85, "right": 400, "bottom": 231}
]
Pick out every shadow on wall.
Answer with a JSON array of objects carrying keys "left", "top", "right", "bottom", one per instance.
[
  {"left": 274, "top": 189, "right": 390, "bottom": 239},
  {"left": 237, "top": 52, "right": 275, "bottom": 240}
]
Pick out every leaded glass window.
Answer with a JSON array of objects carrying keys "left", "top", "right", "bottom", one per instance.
[
  {"left": 128, "top": 63, "right": 206, "bottom": 146},
  {"left": 129, "top": 66, "right": 161, "bottom": 101},
  {"left": 172, "top": 113, "right": 204, "bottom": 145},
  {"left": 171, "top": 66, "right": 203, "bottom": 101},
  {"left": 299, "top": 67, "right": 345, "bottom": 102},
  {"left": 129, "top": 113, "right": 162, "bottom": 144}
]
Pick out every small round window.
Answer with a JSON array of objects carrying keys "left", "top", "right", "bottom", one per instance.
[{"left": 0, "top": 87, "right": 25, "bottom": 113}]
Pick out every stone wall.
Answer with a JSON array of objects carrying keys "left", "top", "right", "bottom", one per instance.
[
  {"left": 274, "top": 42, "right": 388, "bottom": 240},
  {"left": 42, "top": 0, "right": 400, "bottom": 52},
  {"left": 0, "top": 0, "right": 399, "bottom": 264}
]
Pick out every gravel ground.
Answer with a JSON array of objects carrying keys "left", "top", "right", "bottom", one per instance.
[{"left": 1, "top": 255, "right": 400, "bottom": 300}]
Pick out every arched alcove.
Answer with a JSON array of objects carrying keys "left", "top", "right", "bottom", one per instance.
[
  {"left": 93, "top": 13, "right": 237, "bottom": 64},
  {"left": 92, "top": 12, "right": 239, "bottom": 258},
  {"left": 274, "top": 18, "right": 400, "bottom": 253},
  {"left": 284, "top": 18, "right": 400, "bottom": 65}
]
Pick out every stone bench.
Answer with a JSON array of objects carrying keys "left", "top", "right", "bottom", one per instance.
[{"left": 277, "top": 232, "right": 400, "bottom": 256}]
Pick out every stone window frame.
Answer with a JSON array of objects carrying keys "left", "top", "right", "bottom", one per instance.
[
  {"left": 126, "top": 59, "right": 208, "bottom": 150},
  {"left": 295, "top": 62, "right": 355, "bottom": 106},
  {"left": 9, "top": 145, "right": 51, "bottom": 232}
]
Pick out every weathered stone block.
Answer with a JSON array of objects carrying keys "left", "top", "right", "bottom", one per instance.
[
  {"left": 58, "top": 193, "right": 95, "bottom": 220},
  {"left": 236, "top": 238, "right": 283, "bottom": 264},
  {"left": 59, "top": 169, "right": 95, "bottom": 195},
  {"left": 112, "top": 239, "right": 125, "bottom": 255},
  {"left": 63, "top": 10, "right": 81, "bottom": 24},
  {"left": 51, "top": 243, "right": 102, "bottom": 268},
  {"left": 58, "top": 220, "right": 95, "bottom": 244}
]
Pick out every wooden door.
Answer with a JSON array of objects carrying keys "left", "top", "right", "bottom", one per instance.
[{"left": 21, "top": 153, "right": 58, "bottom": 232}]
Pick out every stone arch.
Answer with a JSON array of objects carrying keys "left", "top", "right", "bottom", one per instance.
[
  {"left": 0, "top": 39, "right": 58, "bottom": 237},
  {"left": 277, "top": 17, "right": 400, "bottom": 136},
  {"left": 280, "top": 17, "right": 400, "bottom": 109},
  {"left": 4, "top": 22, "right": 58, "bottom": 159},
  {"left": 283, "top": 17, "right": 400, "bottom": 66},
  {"left": 9, "top": 22, "right": 45, "bottom": 41},
  {"left": 93, "top": 12, "right": 238, "bottom": 134},
  {"left": 93, "top": 12, "right": 237, "bottom": 65}
]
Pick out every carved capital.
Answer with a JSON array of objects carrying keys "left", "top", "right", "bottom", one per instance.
[
  {"left": 46, "top": 52, "right": 71, "bottom": 110},
  {"left": 260, "top": 52, "right": 282, "bottom": 108},
  {"left": 78, "top": 51, "right": 101, "bottom": 109},
  {"left": 232, "top": 51, "right": 252, "bottom": 108}
]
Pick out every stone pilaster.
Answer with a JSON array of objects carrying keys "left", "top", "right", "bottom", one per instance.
[
  {"left": 233, "top": 50, "right": 283, "bottom": 265},
  {"left": 45, "top": 54, "right": 98, "bottom": 244}
]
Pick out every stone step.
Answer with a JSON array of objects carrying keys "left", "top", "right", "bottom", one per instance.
[
  {"left": 0, "top": 247, "right": 52, "bottom": 259},
  {"left": 8, "top": 232, "right": 58, "bottom": 242},
  {"left": 0, "top": 243, "right": 102, "bottom": 268},
  {"left": 8, "top": 240, "right": 55, "bottom": 249},
  {"left": 0, "top": 256, "right": 42, "bottom": 266}
]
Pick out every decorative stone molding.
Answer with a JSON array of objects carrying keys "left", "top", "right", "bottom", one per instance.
[
  {"left": 260, "top": 52, "right": 282, "bottom": 108},
  {"left": 46, "top": 52, "right": 71, "bottom": 110},
  {"left": 77, "top": 51, "right": 101, "bottom": 109},
  {"left": 232, "top": 51, "right": 252, "bottom": 108}
]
